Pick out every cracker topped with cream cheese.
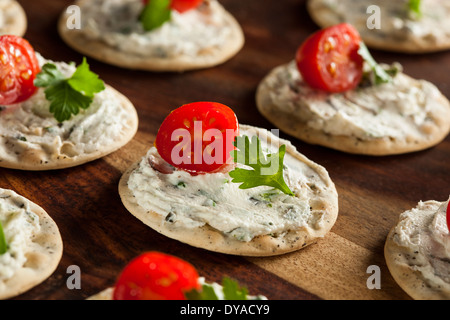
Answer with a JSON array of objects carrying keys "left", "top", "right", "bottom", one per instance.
[
  {"left": 0, "top": 54, "right": 138, "bottom": 171},
  {"left": 385, "top": 198, "right": 450, "bottom": 300},
  {"left": 256, "top": 61, "right": 450, "bottom": 156},
  {"left": 307, "top": 0, "right": 450, "bottom": 53},
  {"left": 119, "top": 125, "right": 338, "bottom": 257},
  {"left": 0, "top": 188, "right": 63, "bottom": 300},
  {"left": 57, "top": 0, "right": 244, "bottom": 72},
  {"left": 0, "top": 0, "right": 27, "bottom": 37}
]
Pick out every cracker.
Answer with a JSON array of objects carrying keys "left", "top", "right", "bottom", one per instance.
[
  {"left": 0, "top": 188, "right": 63, "bottom": 300},
  {"left": 0, "top": 85, "right": 138, "bottom": 171},
  {"left": 57, "top": 0, "right": 244, "bottom": 72},
  {"left": 118, "top": 125, "right": 338, "bottom": 257},
  {"left": 384, "top": 200, "right": 450, "bottom": 300},
  {"left": 87, "top": 287, "right": 114, "bottom": 300},
  {"left": 307, "top": 0, "right": 450, "bottom": 54},
  {"left": 256, "top": 61, "right": 450, "bottom": 156},
  {"left": 0, "top": 0, "right": 27, "bottom": 37}
]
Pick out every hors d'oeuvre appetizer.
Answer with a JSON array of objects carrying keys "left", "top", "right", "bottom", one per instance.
[
  {"left": 0, "top": 0, "right": 27, "bottom": 37},
  {"left": 119, "top": 101, "right": 338, "bottom": 257},
  {"left": 88, "top": 251, "right": 267, "bottom": 300},
  {"left": 307, "top": 0, "right": 450, "bottom": 53},
  {"left": 58, "top": 0, "right": 244, "bottom": 72},
  {"left": 256, "top": 23, "right": 450, "bottom": 156},
  {"left": 385, "top": 197, "right": 450, "bottom": 300},
  {"left": 0, "top": 188, "right": 63, "bottom": 300},
  {"left": 0, "top": 35, "right": 138, "bottom": 170}
]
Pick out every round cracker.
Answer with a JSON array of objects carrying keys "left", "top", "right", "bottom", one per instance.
[
  {"left": 118, "top": 125, "right": 338, "bottom": 257},
  {"left": 0, "top": 0, "right": 27, "bottom": 37},
  {"left": 87, "top": 287, "right": 114, "bottom": 300},
  {"left": 307, "top": 0, "right": 450, "bottom": 54},
  {"left": 384, "top": 200, "right": 450, "bottom": 300},
  {"left": 57, "top": 0, "right": 244, "bottom": 72},
  {"left": 0, "top": 188, "right": 63, "bottom": 300},
  {"left": 256, "top": 62, "right": 450, "bottom": 156},
  {"left": 0, "top": 85, "right": 138, "bottom": 171}
]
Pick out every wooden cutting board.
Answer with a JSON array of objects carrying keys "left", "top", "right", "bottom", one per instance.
[{"left": 2, "top": 0, "right": 448, "bottom": 300}]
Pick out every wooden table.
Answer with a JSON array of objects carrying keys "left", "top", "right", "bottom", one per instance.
[{"left": 3, "top": 0, "right": 449, "bottom": 300}]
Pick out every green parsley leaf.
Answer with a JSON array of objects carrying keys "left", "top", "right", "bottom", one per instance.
[
  {"left": 67, "top": 57, "right": 105, "bottom": 98},
  {"left": 45, "top": 81, "right": 93, "bottom": 123},
  {"left": 0, "top": 221, "right": 7, "bottom": 255},
  {"left": 34, "top": 58, "right": 105, "bottom": 122},
  {"left": 229, "top": 135, "right": 294, "bottom": 196},
  {"left": 184, "top": 277, "right": 250, "bottom": 300},
  {"left": 358, "top": 42, "right": 398, "bottom": 86},
  {"left": 140, "top": 0, "right": 172, "bottom": 31},
  {"left": 33, "top": 63, "right": 65, "bottom": 87},
  {"left": 184, "top": 283, "right": 220, "bottom": 300},
  {"left": 408, "top": 0, "right": 422, "bottom": 18},
  {"left": 222, "top": 277, "right": 248, "bottom": 300}
]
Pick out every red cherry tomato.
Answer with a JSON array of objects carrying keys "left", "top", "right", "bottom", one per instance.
[
  {"left": 142, "top": 0, "right": 203, "bottom": 13},
  {"left": 0, "top": 35, "right": 40, "bottom": 105},
  {"left": 296, "top": 23, "right": 364, "bottom": 93},
  {"left": 155, "top": 102, "right": 239, "bottom": 174},
  {"left": 170, "top": 0, "right": 203, "bottom": 13},
  {"left": 113, "top": 252, "right": 201, "bottom": 300}
]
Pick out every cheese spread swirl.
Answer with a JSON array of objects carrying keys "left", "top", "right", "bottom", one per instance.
[
  {"left": 266, "top": 61, "right": 443, "bottom": 141},
  {"left": 0, "top": 54, "right": 134, "bottom": 163},
  {"left": 128, "top": 127, "right": 330, "bottom": 242},
  {"left": 77, "top": 0, "right": 233, "bottom": 58},
  {"left": 0, "top": 189, "right": 40, "bottom": 281},
  {"left": 392, "top": 199, "right": 450, "bottom": 290},
  {"left": 312, "top": 0, "right": 450, "bottom": 49}
]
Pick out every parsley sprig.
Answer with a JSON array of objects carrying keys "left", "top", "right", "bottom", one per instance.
[
  {"left": 34, "top": 58, "right": 105, "bottom": 123},
  {"left": 358, "top": 42, "right": 400, "bottom": 86},
  {"left": 408, "top": 0, "right": 422, "bottom": 19},
  {"left": 228, "top": 135, "right": 294, "bottom": 196},
  {"left": 140, "top": 0, "right": 172, "bottom": 31},
  {"left": 185, "top": 277, "right": 262, "bottom": 300},
  {"left": 0, "top": 221, "right": 7, "bottom": 255}
]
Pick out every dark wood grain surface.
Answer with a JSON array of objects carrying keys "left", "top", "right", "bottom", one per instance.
[{"left": 2, "top": 0, "right": 449, "bottom": 300}]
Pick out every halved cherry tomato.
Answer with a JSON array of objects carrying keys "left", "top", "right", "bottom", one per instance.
[
  {"left": 0, "top": 35, "right": 40, "bottom": 105},
  {"left": 113, "top": 252, "right": 201, "bottom": 300},
  {"left": 142, "top": 0, "right": 203, "bottom": 13},
  {"left": 296, "top": 23, "right": 364, "bottom": 93},
  {"left": 171, "top": 0, "right": 203, "bottom": 13},
  {"left": 155, "top": 102, "right": 239, "bottom": 174}
]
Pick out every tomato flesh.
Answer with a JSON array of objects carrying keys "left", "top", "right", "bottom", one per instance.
[
  {"left": 142, "top": 0, "right": 203, "bottom": 13},
  {"left": 113, "top": 252, "right": 200, "bottom": 300},
  {"left": 155, "top": 102, "right": 239, "bottom": 174},
  {"left": 171, "top": 0, "right": 203, "bottom": 13},
  {"left": 296, "top": 23, "right": 364, "bottom": 93},
  {"left": 0, "top": 35, "right": 40, "bottom": 105}
]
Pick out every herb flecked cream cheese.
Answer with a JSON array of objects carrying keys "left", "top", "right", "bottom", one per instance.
[
  {"left": 78, "top": 0, "right": 233, "bottom": 58},
  {"left": 267, "top": 61, "right": 440, "bottom": 141},
  {"left": 127, "top": 127, "right": 329, "bottom": 242},
  {"left": 309, "top": 0, "right": 450, "bottom": 51},
  {"left": 0, "top": 190, "right": 40, "bottom": 281},
  {"left": 392, "top": 199, "right": 450, "bottom": 288},
  {"left": 0, "top": 54, "right": 134, "bottom": 164}
]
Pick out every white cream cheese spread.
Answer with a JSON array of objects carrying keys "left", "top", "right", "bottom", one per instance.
[
  {"left": 312, "top": 0, "right": 450, "bottom": 48},
  {"left": 0, "top": 189, "right": 40, "bottom": 281},
  {"left": 0, "top": 53, "right": 134, "bottom": 163},
  {"left": 78, "top": 0, "right": 233, "bottom": 58},
  {"left": 392, "top": 199, "right": 450, "bottom": 290},
  {"left": 127, "top": 127, "right": 329, "bottom": 242},
  {"left": 266, "top": 61, "right": 441, "bottom": 141}
]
